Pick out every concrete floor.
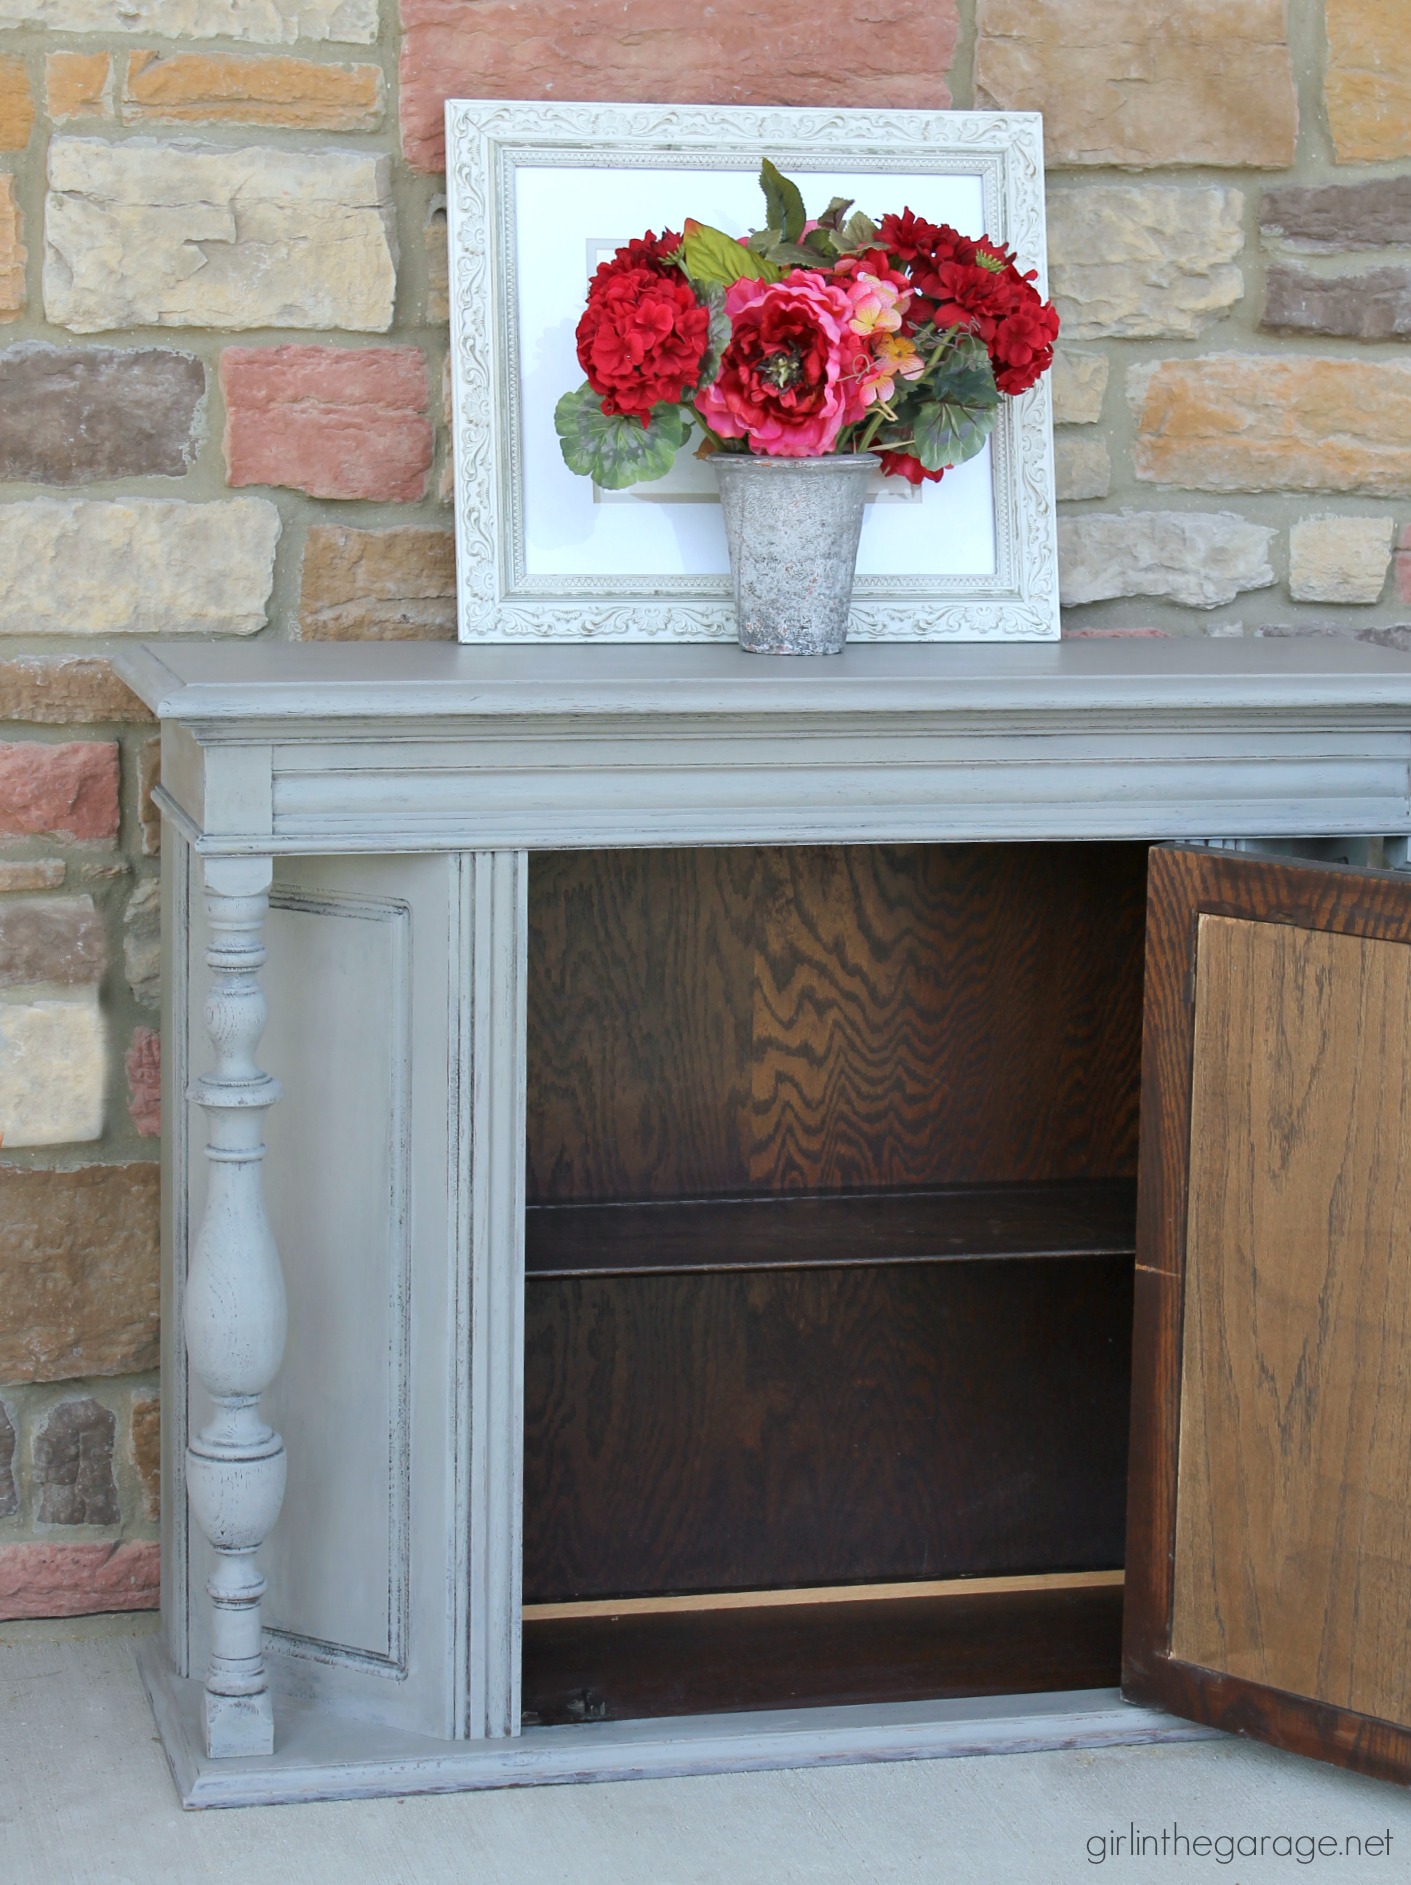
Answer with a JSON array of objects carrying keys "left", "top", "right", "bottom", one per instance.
[{"left": 3, "top": 1615, "right": 1408, "bottom": 1885}]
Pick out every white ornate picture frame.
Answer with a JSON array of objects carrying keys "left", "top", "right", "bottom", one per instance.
[{"left": 445, "top": 99, "right": 1059, "bottom": 643}]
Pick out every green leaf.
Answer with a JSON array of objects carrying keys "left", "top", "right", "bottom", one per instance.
[
  {"left": 749, "top": 231, "right": 827, "bottom": 271},
  {"left": 760, "top": 158, "right": 807, "bottom": 244},
  {"left": 817, "top": 195, "right": 854, "bottom": 232},
  {"left": 555, "top": 385, "right": 687, "bottom": 490},
  {"left": 836, "top": 209, "right": 879, "bottom": 253},
  {"left": 681, "top": 219, "right": 782, "bottom": 289},
  {"left": 905, "top": 341, "right": 1000, "bottom": 470},
  {"left": 910, "top": 391, "right": 998, "bottom": 472},
  {"left": 935, "top": 330, "right": 999, "bottom": 385},
  {"left": 802, "top": 226, "right": 840, "bottom": 262},
  {"left": 696, "top": 287, "right": 732, "bottom": 390}
]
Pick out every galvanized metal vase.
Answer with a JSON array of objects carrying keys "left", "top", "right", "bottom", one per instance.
[{"left": 712, "top": 453, "right": 876, "bottom": 656}]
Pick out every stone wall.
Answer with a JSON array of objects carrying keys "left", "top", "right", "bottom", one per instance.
[{"left": 2, "top": 0, "right": 1409, "bottom": 1615}]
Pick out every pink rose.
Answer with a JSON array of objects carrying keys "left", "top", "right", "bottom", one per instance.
[{"left": 697, "top": 271, "right": 868, "bottom": 457}]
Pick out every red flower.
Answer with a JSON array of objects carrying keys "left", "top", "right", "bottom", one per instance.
[
  {"left": 990, "top": 290, "right": 1061, "bottom": 395},
  {"left": 876, "top": 210, "right": 949, "bottom": 268},
  {"left": 575, "top": 231, "right": 710, "bottom": 422},
  {"left": 928, "top": 259, "right": 1014, "bottom": 341},
  {"left": 587, "top": 229, "right": 684, "bottom": 293},
  {"left": 878, "top": 207, "right": 1061, "bottom": 398},
  {"left": 874, "top": 449, "right": 945, "bottom": 486}
]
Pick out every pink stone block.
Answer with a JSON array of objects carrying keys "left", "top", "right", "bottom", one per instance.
[
  {"left": 221, "top": 345, "right": 434, "bottom": 503},
  {"left": 125, "top": 1025, "right": 161, "bottom": 1138},
  {"left": 0, "top": 1540, "right": 159, "bottom": 1619},
  {"left": 0, "top": 740, "right": 119, "bottom": 843},
  {"left": 398, "top": 0, "right": 957, "bottom": 174}
]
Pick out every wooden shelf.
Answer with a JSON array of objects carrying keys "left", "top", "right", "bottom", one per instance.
[
  {"left": 521, "top": 1582, "right": 1125, "bottom": 1726},
  {"left": 525, "top": 1177, "right": 1137, "bottom": 1280}
]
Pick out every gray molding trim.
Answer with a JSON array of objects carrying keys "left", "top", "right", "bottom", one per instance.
[
  {"left": 261, "top": 885, "right": 414, "bottom": 1685},
  {"left": 160, "top": 828, "right": 193, "bottom": 1679},
  {"left": 140, "top": 1636, "right": 1218, "bottom": 1811},
  {"left": 444, "top": 100, "right": 1059, "bottom": 643},
  {"left": 464, "top": 851, "right": 527, "bottom": 1741}
]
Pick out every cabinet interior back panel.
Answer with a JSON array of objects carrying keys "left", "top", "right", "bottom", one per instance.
[{"left": 526, "top": 842, "right": 1148, "bottom": 1201}]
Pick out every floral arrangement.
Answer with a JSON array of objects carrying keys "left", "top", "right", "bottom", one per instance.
[{"left": 556, "top": 161, "right": 1059, "bottom": 490}]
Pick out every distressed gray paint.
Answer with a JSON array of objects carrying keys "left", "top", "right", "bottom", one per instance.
[{"left": 116, "top": 637, "right": 1411, "bottom": 1806}]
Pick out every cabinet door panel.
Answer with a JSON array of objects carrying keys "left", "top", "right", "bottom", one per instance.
[{"left": 1125, "top": 845, "right": 1411, "bottom": 1785}]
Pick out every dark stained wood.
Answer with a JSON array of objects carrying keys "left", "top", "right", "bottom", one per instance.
[
  {"left": 526, "top": 843, "right": 1148, "bottom": 1203},
  {"left": 1124, "top": 844, "right": 1411, "bottom": 1788},
  {"left": 522, "top": 1584, "right": 1125, "bottom": 1725},
  {"left": 524, "top": 1253, "right": 1134, "bottom": 1603},
  {"left": 526, "top": 847, "right": 758, "bottom": 1202},
  {"left": 748, "top": 843, "right": 1146, "bottom": 1191},
  {"left": 526, "top": 1177, "right": 1137, "bottom": 1279}
]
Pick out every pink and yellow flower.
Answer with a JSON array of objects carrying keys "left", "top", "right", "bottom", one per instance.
[
  {"left": 856, "top": 330, "right": 925, "bottom": 408},
  {"left": 844, "top": 270, "right": 908, "bottom": 339}
]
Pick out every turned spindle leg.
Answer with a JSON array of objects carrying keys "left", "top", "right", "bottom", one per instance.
[{"left": 185, "top": 856, "right": 287, "bottom": 1759}]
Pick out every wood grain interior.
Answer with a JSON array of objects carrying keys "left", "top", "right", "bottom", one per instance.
[
  {"left": 522, "top": 840, "right": 1147, "bottom": 1704},
  {"left": 524, "top": 1177, "right": 1138, "bottom": 1278},
  {"left": 1171, "top": 911, "right": 1411, "bottom": 1727},
  {"left": 524, "top": 1252, "right": 1134, "bottom": 1603},
  {"left": 526, "top": 843, "right": 1148, "bottom": 1203},
  {"left": 522, "top": 1584, "right": 1126, "bottom": 1725}
]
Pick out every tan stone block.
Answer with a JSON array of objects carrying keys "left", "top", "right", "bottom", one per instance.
[
  {"left": 1289, "top": 515, "right": 1393, "bottom": 604},
  {"left": 0, "top": 56, "right": 34, "bottom": 150},
  {"left": 0, "top": 175, "right": 24, "bottom": 322},
  {"left": 1050, "top": 349, "right": 1108, "bottom": 428},
  {"left": 299, "top": 525, "right": 457, "bottom": 640},
  {"left": 46, "top": 52, "right": 112, "bottom": 121},
  {"left": 1054, "top": 434, "right": 1111, "bottom": 503},
  {"left": 123, "top": 876, "right": 159, "bottom": 1007},
  {"left": 1059, "top": 509, "right": 1275, "bottom": 609},
  {"left": 1132, "top": 355, "right": 1411, "bottom": 496},
  {"left": 0, "top": 894, "right": 106, "bottom": 986},
  {"left": 0, "top": 1163, "right": 159, "bottom": 1382},
  {"left": 974, "top": 0, "right": 1297, "bottom": 169},
  {"left": 425, "top": 202, "right": 448, "bottom": 325},
  {"left": 1048, "top": 185, "right": 1244, "bottom": 341},
  {"left": 1326, "top": 0, "right": 1411, "bottom": 163},
  {"left": 0, "top": 498, "right": 279, "bottom": 637},
  {"left": 0, "top": 657, "right": 154, "bottom": 725},
  {"left": 129, "top": 1392, "right": 159, "bottom": 1519},
  {"left": 121, "top": 51, "right": 382, "bottom": 130},
  {"left": 0, "top": 1540, "right": 159, "bottom": 1619},
  {"left": 0, "top": 0, "right": 376, "bottom": 40},
  {"left": 0, "top": 861, "right": 65, "bottom": 892},
  {"left": 137, "top": 736, "right": 159, "bottom": 855},
  {"left": 0, "top": 1397, "right": 14, "bottom": 1516},
  {"left": 44, "top": 138, "right": 395, "bottom": 335},
  {"left": 0, "top": 989, "right": 105, "bottom": 1147}
]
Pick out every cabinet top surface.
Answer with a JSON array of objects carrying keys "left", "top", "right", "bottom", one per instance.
[{"left": 115, "top": 637, "right": 1411, "bottom": 729}]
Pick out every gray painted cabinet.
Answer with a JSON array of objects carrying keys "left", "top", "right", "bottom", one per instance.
[{"left": 115, "top": 638, "right": 1411, "bottom": 1807}]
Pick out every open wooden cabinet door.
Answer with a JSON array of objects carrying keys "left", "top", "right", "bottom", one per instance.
[{"left": 1124, "top": 844, "right": 1411, "bottom": 1785}]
